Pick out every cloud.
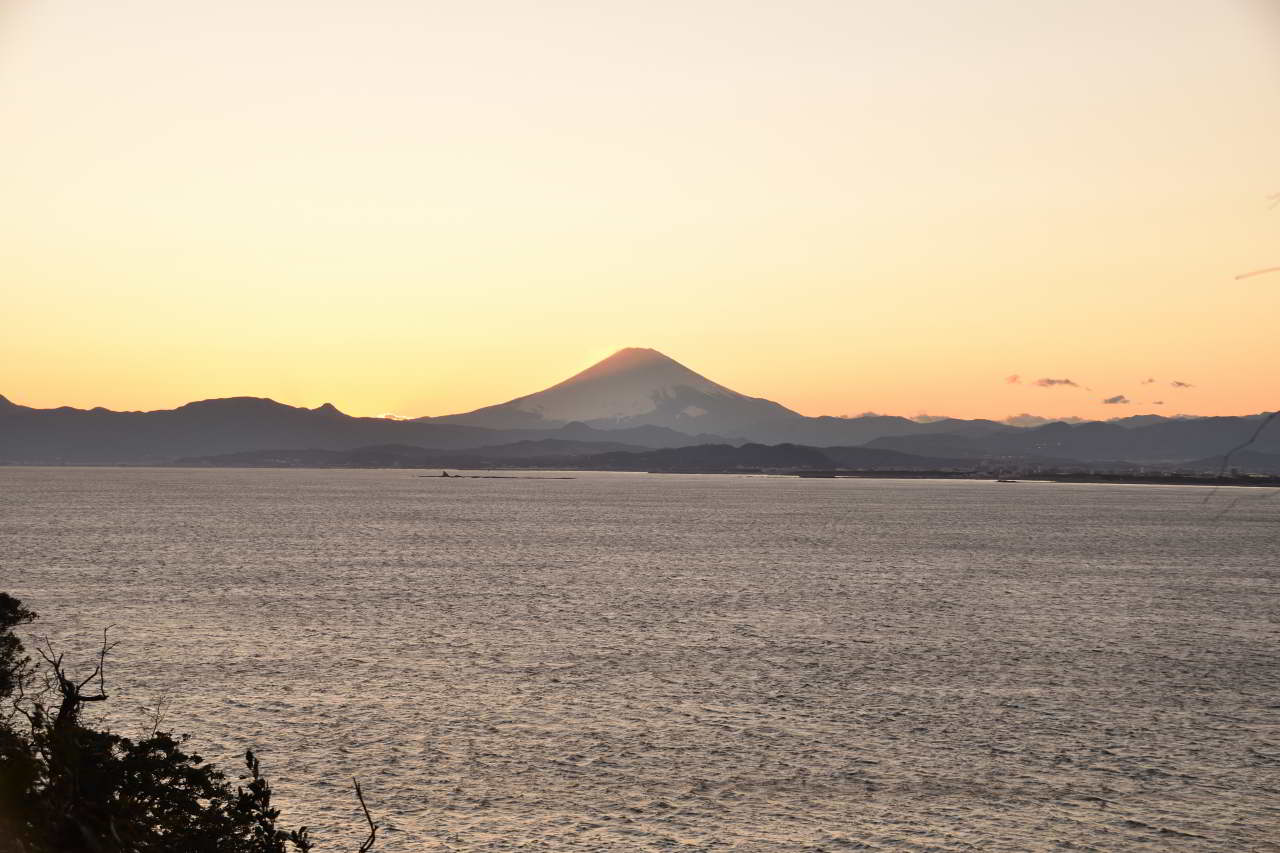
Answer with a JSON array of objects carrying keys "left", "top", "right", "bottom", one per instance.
[
  {"left": 1141, "top": 378, "right": 1156, "bottom": 385},
  {"left": 1005, "top": 374, "right": 1021, "bottom": 384},
  {"left": 1153, "top": 400, "right": 1164, "bottom": 405},
  {"left": 1170, "top": 380, "right": 1194, "bottom": 388},
  {"left": 1034, "top": 378, "right": 1079, "bottom": 388},
  {"left": 1236, "top": 266, "right": 1280, "bottom": 280},
  {"left": 1102, "top": 395, "right": 1130, "bottom": 405}
]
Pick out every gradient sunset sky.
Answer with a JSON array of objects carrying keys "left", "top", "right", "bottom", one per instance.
[{"left": 3, "top": 0, "right": 1278, "bottom": 420}]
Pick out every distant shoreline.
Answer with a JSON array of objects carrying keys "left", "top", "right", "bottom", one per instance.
[
  {"left": 650, "top": 470, "right": 1280, "bottom": 487},
  {"left": 3, "top": 463, "right": 1278, "bottom": 488}
]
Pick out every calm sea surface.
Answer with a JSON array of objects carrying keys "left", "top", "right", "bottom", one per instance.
[{"left": 3, "top": 467, "right": 1277, "bottom": 851}]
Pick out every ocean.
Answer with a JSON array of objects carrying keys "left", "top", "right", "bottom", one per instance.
[{"left": 3, "top": 467, "right": 1277, "bottom": 850}]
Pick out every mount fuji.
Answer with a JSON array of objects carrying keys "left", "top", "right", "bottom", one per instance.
[{"left": 426, "top": 348, "right": 799, "bottom": 435}]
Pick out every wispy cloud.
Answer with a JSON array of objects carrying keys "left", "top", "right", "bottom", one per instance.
[
  {"left": 1170, "top": 380, "right": 1194, "bottom": 388},
  {"left": 1140, "top": 378, "right": 1156, "bottom": 385},
  {"left": 1235, "top": 266, "right": 1280, "bottom": 280},
  {"left": 1152, "top": 400, "right": 1164, "bottom": 405},
  {"left": 1035, "top": 378, "right": 1079, "bottom": 388},
  {"left": 1102, "top": 395, "right": 1130, "bottom": 405},
  {"left": 1005, "top": 374, "right": 1021, "bottom": 384}
]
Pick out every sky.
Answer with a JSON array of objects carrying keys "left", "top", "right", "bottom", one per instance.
[{"left": 3, "top": 0, "right": 1278, "bottom": 421}]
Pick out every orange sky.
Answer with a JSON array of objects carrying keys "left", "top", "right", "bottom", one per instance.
[{"left": 3, "top": 0, "right": 1278, "bottom": 421}]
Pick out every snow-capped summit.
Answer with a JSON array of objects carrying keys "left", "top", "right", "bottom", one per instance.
[{"left": 429, "top": 347, "right": 799, "bottom": 433}]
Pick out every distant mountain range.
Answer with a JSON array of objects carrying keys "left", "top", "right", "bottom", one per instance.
[
  {"left": 865, "top": 415, "right": 1280, "bottom": 463},
  {"left": 2, "top": 348, "right": 1275, "bottom": 469},
  {"left": 0, "top": 393, "right": 720, "bottom": 464}
]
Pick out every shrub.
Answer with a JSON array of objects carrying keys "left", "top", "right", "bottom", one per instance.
[{"left": 0, "top": 593, "right": 373, "bottom": 852}]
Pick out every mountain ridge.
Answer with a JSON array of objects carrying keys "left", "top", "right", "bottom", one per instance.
[
  {"left": 865, "top": 413, "right": 1280, "bottom": 462},
  {"left": 0, "top": 394, "right": 728, "bottom": 464}
]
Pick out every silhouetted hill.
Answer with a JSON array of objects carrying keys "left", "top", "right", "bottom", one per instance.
[
  {"left": 819, "top": 445, "right": 974, "bottom": 469},
  {"left": 1106, "top": 414, "right": 1196, "bottom": 428},
  {"left": 865, "top": 413, "right": 1280, "bottom": 463},
  {"left": 0, "top": 397, "right": 493, "bottom": 463},
  {"left": 579, "top": 442, "right": 970, "bottom": 472},
  {"left": 175, "top": 444, "right": 444, "bottom": 468},
  {"left": 464, "top": 438, "right": 648, "bottom": 458},
  {"left": 583, "top": 443, "right": 827, "bottom": 471},
  {"left": 1179, "top": 449, "right": 1280, "bottom": 475},
  {"left": 733, "top": 414, "right": 1013, "bottom": 446},
  {"left": 549, "top": 420, "right": 732, "bottom": 448},
  {"left": 0, "top": 397, "right": 720, "bottom": 464}
]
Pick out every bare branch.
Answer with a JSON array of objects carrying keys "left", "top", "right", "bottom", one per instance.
[
  {"left": 1203, "top": 410, "right": 1279, "bottom": 521},
  {"left": 72, "top": 625, "right": 118, "bottom": 700},
  {"left": 140, "top": 691, "right": 173, "bottom": 738},
  {"left": 35, "top": 637, "right": 63, "bottom": 672},
  {"left": 353, "top": 778, "right": 378, "bottom": 853}
]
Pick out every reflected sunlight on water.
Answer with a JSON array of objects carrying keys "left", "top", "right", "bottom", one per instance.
[{"left": 3, "top": 468, "right": 1276, "bottom": 850}]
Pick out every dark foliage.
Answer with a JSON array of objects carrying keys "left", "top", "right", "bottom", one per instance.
[
  {"left": 0, "top": 594, "right": 35, "bottom": 702},
  {"left": 0, "top": 594, "right": 372, "bottom": 853}
]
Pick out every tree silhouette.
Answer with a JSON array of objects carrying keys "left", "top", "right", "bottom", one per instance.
[{"left": 0, "top": 592, "right": 376, "bottom": 853}]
